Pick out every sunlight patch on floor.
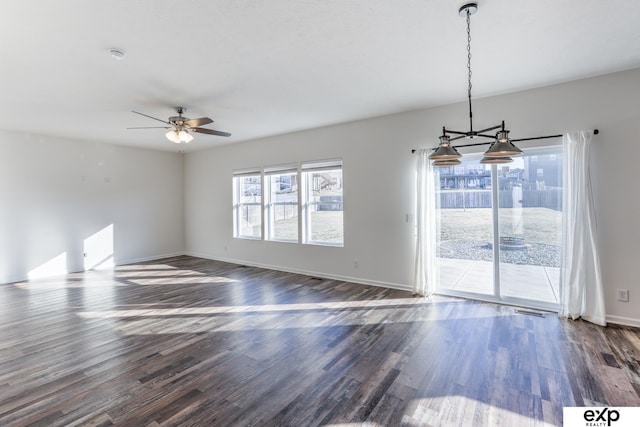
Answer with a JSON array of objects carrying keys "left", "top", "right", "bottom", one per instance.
[
  {"left": 77, "top": 298, "right": 429, "bottom": 319},
  {"left": 114, "top": 268, "right": 210, "bottom": 279},
  {"left": 322, "top": 424, "right": 383, "bottom": 427},
  {"left": 127, "top": 276, "right": 237, "bottom": 285},
  {"left": 115, "top": 263, "right": 180, "bottom": 271},
  {"left": 76, "top": 299, "right": 512, "bottom": 335},
  {"left": 15, "top": 277, "right": 128, "bottom": 290},
  {"left": 403, "top": 396, "right": 555, "bottom": 427}
]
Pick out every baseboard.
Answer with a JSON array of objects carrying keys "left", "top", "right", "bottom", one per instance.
[
  {"left": 184, "top": 251, "right": 413, "bottom": 293},
  {"left": 115, "top": 252, "right": 186, "bottom": 266},
  {"left": 606, "top": 315, "right": 640, "bottom": 328},
  {"left": 1, "top": 273, "right": 29, "bottom": 285}
]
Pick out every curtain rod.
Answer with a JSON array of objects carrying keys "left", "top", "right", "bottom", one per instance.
[{"left": 411, "top": 129, "right": 599, "bottom": 153}]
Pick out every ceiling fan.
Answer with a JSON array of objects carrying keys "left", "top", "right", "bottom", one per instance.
[{"left": 128, "top": 106, "right": 231, "bottom": 143}]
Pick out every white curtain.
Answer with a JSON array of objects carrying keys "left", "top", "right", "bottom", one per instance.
[
  {"left": 414, "top": 149, "right": 436, "bottom": 296},
  {"left": 559, "top": 131, "right": 606, "bottom": 326}
]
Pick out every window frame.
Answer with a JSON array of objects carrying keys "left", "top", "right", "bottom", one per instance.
[
  {"left": 264, "top": 165, "right": 299, "bottom": 243},
  {"left": 301, "top": 160, "right": 344, "bottom": 247},
  {"left": 232, "top": 170, "right": 263, "bottom": 240},
  {"left": 231, "top": 159, "right": 344, "bottom": 247}
]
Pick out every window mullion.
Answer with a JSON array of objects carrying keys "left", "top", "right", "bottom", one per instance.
[{"left": 491, "top": 165, "right": 501, "bottom": 298}]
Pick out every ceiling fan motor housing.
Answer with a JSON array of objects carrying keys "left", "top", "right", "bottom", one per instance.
[{"left": 169, "top": 116, "right": 189, "bottom": 127}]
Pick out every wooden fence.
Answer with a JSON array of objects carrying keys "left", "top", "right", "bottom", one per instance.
[{"left": 439, "top": 189, "right": 561, "bottom": 210}]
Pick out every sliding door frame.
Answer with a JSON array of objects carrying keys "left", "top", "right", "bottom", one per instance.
[{"left": 434, "top": 148, "right": 561, "bottom": 313}]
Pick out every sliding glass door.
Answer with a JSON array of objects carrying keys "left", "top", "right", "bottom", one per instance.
[
  {"left": 498, "top": 147, "right": 562, "bottom": 307},
  {"left": 435, "top": 153, "right": 495, "bottom": 297},
  {"left": 434, "top": 146, "right": 562, "bottom": 310}
]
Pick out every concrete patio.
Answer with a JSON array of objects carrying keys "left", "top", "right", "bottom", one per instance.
[{"left": 437, "top": 257, "right": 560, "bottom": 304}]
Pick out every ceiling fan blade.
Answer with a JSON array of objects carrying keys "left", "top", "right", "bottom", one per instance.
[
  {"left": 192, "top": 127, "right": 231, "bottom": 137},
  {"left": 185, "top": 117, "right": 213, "bottom": 127},
  {"left": 132, "top": 110, "right": 171, "bottom": 125},
  {"left": 127, "top": 126, "right": 171, "bottom": 129}
]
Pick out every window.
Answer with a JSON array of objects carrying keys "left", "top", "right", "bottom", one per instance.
[
  {"left": 301, "top": 160, "right": 343, "bottom": 246},
  {"left": 232, "top": 159, "right": 343, "bottom": 247},
  {"left": 233, "top": 171, "right": 262, "bottom": 239},
  {"left": 265, "top": 165, "right": 299, "bottom": 242}
]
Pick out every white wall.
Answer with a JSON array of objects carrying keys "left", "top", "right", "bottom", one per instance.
[
  {"left": 185, "top": 113, "right": 420, "bottom": 290},
  {"left": 0, "top": 131, "right": 185, "bottom": 284},
  {"left": 185, "top": 67, "right": 640, "bottom": 326}
]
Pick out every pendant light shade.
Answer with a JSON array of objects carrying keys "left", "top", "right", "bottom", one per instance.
[
  {"left": 433, "top": 158, "right": 462, "bottom": 167},
  {"left": 483, "top": 138, "right": 523, "bottom": 158},
  {"left": 429, "top": 135, "right": 462, "bottom": 160},
  {"left": 480, "top": 156, "right": 513, "bottom": 164}
]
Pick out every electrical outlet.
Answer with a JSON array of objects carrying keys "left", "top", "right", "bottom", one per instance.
[
  {"left": 353, "top": 259, "right": 359, "bottom": 269},
  {"left": 616, "top": 289, "right": 629, "bottom": 302}
]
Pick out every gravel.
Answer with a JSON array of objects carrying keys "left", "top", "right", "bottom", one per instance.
[{"left": 437, "top": 239, "right": 560, "bottom": 267}]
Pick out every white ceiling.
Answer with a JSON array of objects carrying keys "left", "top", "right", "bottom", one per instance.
[{"left": 1, "top": 0, "right": 639, "bottom": 152}]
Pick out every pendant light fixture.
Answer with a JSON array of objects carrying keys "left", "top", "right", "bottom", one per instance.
[
  {"left": 409, "top": 3, "right": 599, "bottom": 159},
  {"left": 430, "top": 3, "right": 536, "bottom": 166}
]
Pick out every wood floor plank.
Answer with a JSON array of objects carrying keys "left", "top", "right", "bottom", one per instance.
[{"left": 0, "top": 255, "right": 639, "bottom": 426}]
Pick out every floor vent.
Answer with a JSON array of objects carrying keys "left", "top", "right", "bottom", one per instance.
[{"left": 515, "top": 309, "right": 545, "bottom": 317}]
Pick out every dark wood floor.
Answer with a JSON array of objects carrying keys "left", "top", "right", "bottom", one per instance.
[{"left": 1, "top": 256, "right": 639, "bottom": 426}]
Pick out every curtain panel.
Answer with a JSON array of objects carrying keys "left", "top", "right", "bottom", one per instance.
[
  {"left": 559, "top": 131, "right": 606, "bottom": 326},
  {"left": 414, "top": 149, "right": 436, "bottom": 296}
]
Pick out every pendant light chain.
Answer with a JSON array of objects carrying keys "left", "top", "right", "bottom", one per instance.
[{"left": 466, "top": 9, "right": 473, "bottom": 132}]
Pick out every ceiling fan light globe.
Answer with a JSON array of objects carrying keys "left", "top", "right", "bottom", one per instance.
[
  {"left": 178, "top": 130, "right": 193, "bottom": 143},
  {"left": 166, "top": 130, "right": 181, "bottom": 143}
]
